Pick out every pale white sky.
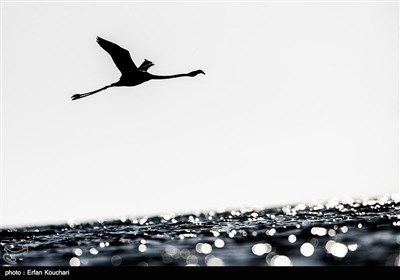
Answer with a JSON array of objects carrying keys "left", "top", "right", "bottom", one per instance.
[{"left": 1, "top": 1, "right": 399, "bottom": 227}]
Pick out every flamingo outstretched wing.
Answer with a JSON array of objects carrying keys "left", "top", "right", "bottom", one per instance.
[{"left": 96, "top": 37, "right": 138, "bottom": 75}]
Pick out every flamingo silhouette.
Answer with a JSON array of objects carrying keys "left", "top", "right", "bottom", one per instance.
[{"left": 71, "top": 37, "right": 205, "bottom": 100}]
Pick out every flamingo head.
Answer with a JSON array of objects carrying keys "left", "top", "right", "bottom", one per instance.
[{"left": 189, "top": 70, "right": 205, "bottom": 77}]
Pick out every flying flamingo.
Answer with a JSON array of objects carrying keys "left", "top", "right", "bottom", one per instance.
[{"left": 71, "top": 37, "right": 205, "bottom": 100}]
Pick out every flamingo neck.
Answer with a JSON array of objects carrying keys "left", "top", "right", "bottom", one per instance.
[{"left": 149, "top": 73, "right": 190, "bottom": 80}]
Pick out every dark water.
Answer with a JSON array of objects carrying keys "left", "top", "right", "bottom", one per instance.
[{"left": 1, "top": 195, "right": 399, "bottom": 266}]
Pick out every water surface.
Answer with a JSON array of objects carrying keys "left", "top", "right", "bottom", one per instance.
[{"left": 1, "top": 195, "right": 399, "bottom": 266}]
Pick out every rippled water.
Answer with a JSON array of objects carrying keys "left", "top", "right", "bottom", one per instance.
[{"left": 1, "top": 194, "right": 400, "bottom": 266}]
